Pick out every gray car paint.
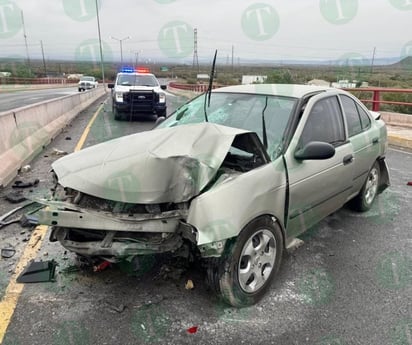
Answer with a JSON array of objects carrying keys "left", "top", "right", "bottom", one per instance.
[{"left": 52, "top": 123, "right": 248, "bottom": 204}]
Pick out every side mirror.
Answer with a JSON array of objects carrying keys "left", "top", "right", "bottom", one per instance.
[
  {"left": 160, "top": 85, "right": 167, "bottom": 90},
  {"left": 108, "top": 83, "right": 114, "bottom": 89},
  {"left": 294, "top": 141, "right": 335, "bottom": 160}
]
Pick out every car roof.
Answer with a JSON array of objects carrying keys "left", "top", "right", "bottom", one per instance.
[{"left": 213, "top": 84, "right": 336, "bottom": 98}]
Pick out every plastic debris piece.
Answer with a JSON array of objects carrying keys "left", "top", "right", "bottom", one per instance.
[
  {"left": 52, "top": 148, "right": 68, "bottom": 156},
  {"left": 21, "top": 165, "right": 31, "bottom": 173},
  {"left": 19, "top": 214, "right": 39, "bottom": 227},
  {"left": 5, "top": 191, "right": 27, "bottom": 203},
  {"left": 12, "top": 179, "right": 39, "bottom": 189},
  {"left": 187, "top": 326, "right": 198, "bottom": 334},
  {"left": 185, "top": 279, "right": 194, "bottom": 290},
  {"left": 1, "top": 247, "right": 16, "bottom": 258},
  {"left": 407, "top": 181, "right": 412, "bottom": 186},
  {"left": 16, "top": 260, "right": 57, "bottom": 283},
  {"left": 93, "top": 260, "right": 111, "bottom": 272}
]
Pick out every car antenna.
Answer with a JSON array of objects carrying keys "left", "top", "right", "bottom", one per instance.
[
  {"left": 262, "top": 96, "right": 268, "bottom": 149},
  {"left": 203, "top": 50, "right": 217, "bottom": 122}
]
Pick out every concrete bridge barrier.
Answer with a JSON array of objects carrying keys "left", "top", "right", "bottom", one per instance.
[{"left": 0, "top": 87, "right": 106, "bottom": 187}]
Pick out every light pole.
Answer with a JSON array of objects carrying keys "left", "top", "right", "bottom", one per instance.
[{"left": 110, "top": 35, "right": 131, "bottom": 65}]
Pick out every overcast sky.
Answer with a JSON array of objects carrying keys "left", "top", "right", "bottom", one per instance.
[{"left": 0, "top": 0, "right": 411, "bottom": 65}]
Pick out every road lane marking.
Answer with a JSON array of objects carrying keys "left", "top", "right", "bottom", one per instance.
[
  {"left": 74, "top": 102, "right": 105, "bottom": 152},
  {"left": 0, "top": 226, "right": 48, "bottom": 342},
  {"left": 0, "top": 103, "right": 104, "bottom": 343}
]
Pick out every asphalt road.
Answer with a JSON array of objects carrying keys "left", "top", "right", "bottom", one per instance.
[
  {"left": 0, "top": 94, "right": 411, "bottom": 345},
  {"left": 0, "top": 87, "right": 80, "bottom": 112}
]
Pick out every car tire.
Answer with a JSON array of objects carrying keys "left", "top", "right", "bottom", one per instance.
[
  {"left": 113, "top": 105, "right": 122, "bottom": 121},
  {"left": 157, "top": 109, "right": 167, "bottom": 118},
  {"left": 350, "top": 161, "right": 380, "bottom": 212},
  {"left": 206, "top": 216, "right": 283, "bottom": 307}
]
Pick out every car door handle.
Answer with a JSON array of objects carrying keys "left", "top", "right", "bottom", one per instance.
[
  {"left": 343, "top": 154, "right": 354, "bottom": 165},
  {"left": 372, "top": 137, "right": 379, "bottom": 145}
]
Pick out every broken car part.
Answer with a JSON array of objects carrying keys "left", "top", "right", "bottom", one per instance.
[{"left": 16, "top": 260, "right": 57, "bottom": 283}]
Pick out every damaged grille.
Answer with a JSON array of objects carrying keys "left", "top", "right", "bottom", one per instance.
[{"left": 54, "top": 186, "right": 187, "bottom": 215}]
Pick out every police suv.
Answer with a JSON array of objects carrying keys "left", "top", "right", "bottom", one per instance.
[{"left": 108, "top": 67, "right": 167, "bottom": 120}]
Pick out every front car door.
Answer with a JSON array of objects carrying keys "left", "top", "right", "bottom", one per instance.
[{"left": 284, "top": 93, "right": 354, "bottom": 239}]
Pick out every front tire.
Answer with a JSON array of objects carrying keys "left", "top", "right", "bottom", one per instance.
[
  {"left": 207, "top": 216, "right": 283, "bottom": 307},
  {"left": 350, "top": 161, "right": 380, "bottom": 212},
  {"left": 113, "top": 104, "right": 122, "bottom": 121}
]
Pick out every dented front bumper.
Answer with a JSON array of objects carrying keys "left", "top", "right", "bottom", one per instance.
[{"left": 39, "top": 201, "right": 191, "bottom": 257}]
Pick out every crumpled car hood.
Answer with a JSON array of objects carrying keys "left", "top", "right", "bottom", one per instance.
[{"left": 52, "top": 123, "right": 248, "bottom": 204}]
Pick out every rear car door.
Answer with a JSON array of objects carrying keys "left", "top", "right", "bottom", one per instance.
[
  {"left": 285, "top": 94, "right": 354, "bottom": 238},
  {"left": 338, "top": 94, "right": 380, "bottom": 197}
]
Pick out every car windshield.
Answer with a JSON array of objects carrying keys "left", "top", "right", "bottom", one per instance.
[
  {"left": 117, "top": 74, "right": 159, "bottom": 87},
  {"left": 158, "top": 92, "right": 297, "bottom": 160},
  {"left": 80, "top": 76, "right": 94, "bottom": 81}
]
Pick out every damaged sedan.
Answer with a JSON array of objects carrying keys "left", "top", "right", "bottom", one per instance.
[{"left": 38, "top": 84, "right": 390, "bottom": 307}]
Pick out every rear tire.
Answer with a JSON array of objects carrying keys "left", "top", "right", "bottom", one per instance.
[
  {"left": 350, "top": 161, "right": 380, "bottom": 212},
  {"left": 206, "top": 216, "right": 283, "bottom": 307}
]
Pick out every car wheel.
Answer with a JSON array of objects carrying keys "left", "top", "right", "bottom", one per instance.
[
  {"left": 206, "top": 216, "right": 283, "bottom": 307},
  {"left": 78, "top": 88, "right": 82, "bottom": 92},
  {"left": 350, "top": 161, "right": 380, "bottom": 212},
  {"left": 113, "top": 105, "right": 122, "bottom": 121},
  {"left": 157, "top": 109, "right": 167, "bottom": 118}
]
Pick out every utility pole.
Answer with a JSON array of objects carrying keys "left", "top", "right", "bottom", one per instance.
[
  {"left": 110, "top": 36, "right": 131, "bottom": 65},
  {"left": 40, "top": 40, "right": 47, "bottom": 76},
  {"left": 231, "top": 45, "right": 234, "bottom": 72},
  {"left": 192, "top": 28, "right": 199, "bottom": 71},
  {"left": 95, "top": 0, "right": 106, "bottom": 91},
  {"left": 20, "top": 11, "right": 31, "bottom": 76},
  {"left": 370, "top": 47, "right": 376, "bottom": 74}
]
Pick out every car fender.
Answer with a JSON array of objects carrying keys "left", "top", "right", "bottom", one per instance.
[{"left": 187, "top": 158, "right": 287, "bottom": 246}]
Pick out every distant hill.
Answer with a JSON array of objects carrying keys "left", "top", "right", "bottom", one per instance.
[{"left": 389, "top": 56, "right": 412, "bottom": 68}]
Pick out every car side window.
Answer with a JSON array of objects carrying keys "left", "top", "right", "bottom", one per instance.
[
  {"left": 356, "top": 103, "right": 371, "bottom": 130},
  {"left": 299, "top": 96, "right": 345, "bottom": 147},
  {"left": 340, "top": 95, "right": 363, "bottom": 137}
]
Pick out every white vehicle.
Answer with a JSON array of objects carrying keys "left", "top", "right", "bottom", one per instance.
[
  {"left": 108, "top": 67, "right": 167, "bottom": 120},
  {"left": 78, "top": 76, "right": 98, "bottom": 91}
]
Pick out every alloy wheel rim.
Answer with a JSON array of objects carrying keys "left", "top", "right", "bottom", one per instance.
[
  {"left": 238, "top": 229, "right": 277, "bottom": 293},
  {"left": 365, "top": 168, "right": 378, "bottom": 205}
]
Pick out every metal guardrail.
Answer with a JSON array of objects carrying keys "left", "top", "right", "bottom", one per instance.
[
  {"left": 343, "top": 87, "right": 412, "bottom": 112},
  {"left": 169, "top": 83, "right": 412, "bottom": 113}
]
